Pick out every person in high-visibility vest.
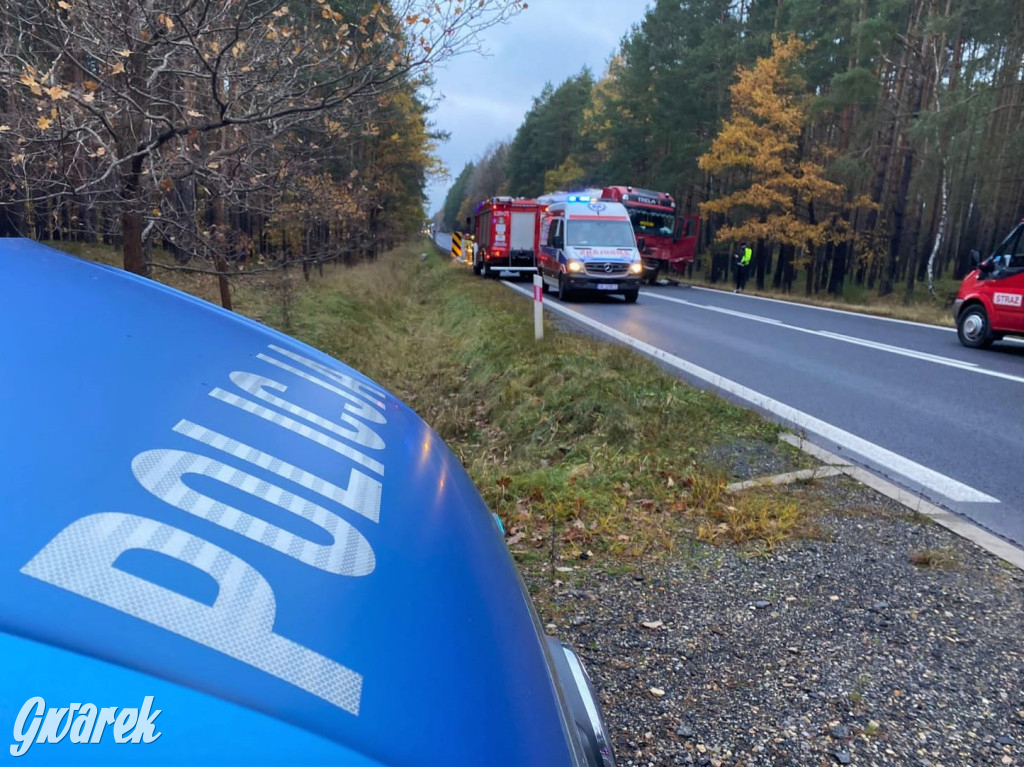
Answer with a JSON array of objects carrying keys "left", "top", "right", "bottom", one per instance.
[{"left": 734, "top": 243, "right": 752, "bottom": 292}]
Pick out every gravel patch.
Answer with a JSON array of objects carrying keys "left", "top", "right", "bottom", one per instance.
[
  {"left": 522, "top": 476, "right": 1024, "bottom": 766},
  {"left": 699, "top": 439, "right": 810, "bottom": 482}
]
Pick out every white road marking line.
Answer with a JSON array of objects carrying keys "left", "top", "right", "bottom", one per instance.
[
  {"left": 815, "top": 331, "right": 977, "bottom": 366},
  {"left": 687, "top": 285, "right": 959, "bottom": 331},
  {"left": 504, "top": 281, "right": 1000, "bottom": 504},
  {"left": 677, "top": 285, "right": 1024, "bottom": 345},
  {"left": 781, "top": 434, "right": 1024, "bottom": 569},
  {"left": 643, "top": 292, "right": 1024, "bottom": 385}
]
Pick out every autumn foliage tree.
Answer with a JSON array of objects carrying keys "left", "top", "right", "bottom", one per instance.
[
  {"left": 0, "top": 0, "right": 525, "bottom": 291},
  {"left": 699, "top": 35, "right": 861, "bottom": 292}
]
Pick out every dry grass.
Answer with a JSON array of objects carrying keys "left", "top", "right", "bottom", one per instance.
[
  {"left": 695, "top": 488, "right": 821, "bottom": 553},
  {"left": 909, "top": 547, "right": 961, "bottom": 569}
]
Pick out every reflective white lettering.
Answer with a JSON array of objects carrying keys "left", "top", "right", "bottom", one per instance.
[
  {"left": 173, "top": 421, "right": 381, "bottom": 523},
  {"left": 132, "top": 449, "right": 375, "bottom": 576},
  {"left": 257, "top": 352, "right": 388, "bottom": 425},
  {"left": 229, "top": 372, "right": 385, "bottom": 451},
  {"left": 21, "top": 513, "right": 362, "bottom": 714},
  {"left": 209, "top": 389, "right": 384, "bottom": 476},
  {"left": 265, "top": 345, "right": 387, "bottom": 407}
]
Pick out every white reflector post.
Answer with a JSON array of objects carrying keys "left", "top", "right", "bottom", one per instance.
[{"left": 533, "top": 274, "right": 544, "bottom": 341}]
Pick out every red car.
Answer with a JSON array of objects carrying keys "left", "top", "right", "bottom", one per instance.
[{"left": 953, "top": 220, "right": 1024, "bottom": 348}]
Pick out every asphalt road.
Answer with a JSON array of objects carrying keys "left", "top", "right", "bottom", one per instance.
[{"left": 433, "top": 232, "right": 1024, "bottom": 547}]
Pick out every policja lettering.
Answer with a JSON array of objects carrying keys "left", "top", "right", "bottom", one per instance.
[{"left": 10, "top": 696, "right": 162, "bottom": 756}]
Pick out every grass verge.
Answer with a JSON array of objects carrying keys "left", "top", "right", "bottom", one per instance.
[{"left": 52, "top": 238, "right": 827, "bottom": 563}]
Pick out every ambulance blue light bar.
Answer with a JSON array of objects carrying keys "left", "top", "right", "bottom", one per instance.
[{"left": 566, "top": 195, "right": 591, "bottom": 203}]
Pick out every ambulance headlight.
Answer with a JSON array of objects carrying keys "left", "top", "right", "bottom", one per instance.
[
  {"left": 567, "top": 260, "right": 584, "bottom": 273},
  {"left": 628, "top": 262, "right": 643, "bottom": 275}
]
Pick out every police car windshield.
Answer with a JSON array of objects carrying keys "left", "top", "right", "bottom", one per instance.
[
  {"left": 566, "top": 220, "right": 636, "bottom": 248},
  {"left": 627, "top": 209, "right": 674, "bottom": 237}
]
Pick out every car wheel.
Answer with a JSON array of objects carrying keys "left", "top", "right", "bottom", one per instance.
[
  {"left": 541, "top": 275, "right": 550, "bottom": 294},
  {"left": 472, "top": 259, "right": 481, "bottom": 275},
  {"left": 623, "top": 289, "right": 639, "bottom": 304},
  {"left": 481, "top": 262, "right": 490, "bottom": 279},
  {"left": 558, "top": 274, "right": 573, "bottom": 302},
  {"left": 957, "top": 304, "right": 994, "bottom": 348}
]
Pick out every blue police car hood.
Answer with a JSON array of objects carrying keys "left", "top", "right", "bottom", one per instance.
[{"left": 0, "top": 240, "right": 574, "bottom": 765}]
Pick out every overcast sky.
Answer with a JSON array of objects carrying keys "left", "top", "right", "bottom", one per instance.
[{"left": 422, "top": 1, "right": 653, "bottom": 217}]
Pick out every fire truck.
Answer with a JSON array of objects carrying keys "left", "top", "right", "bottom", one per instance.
[
  {"left": 471, "top": 197, "right": 542, "bottom": 279},
  {"left": 599, "top": 186, "right": 700, "bottom": 283},
  {"left": 953, "top": 219, "right": 1024, "bottom": 348}
]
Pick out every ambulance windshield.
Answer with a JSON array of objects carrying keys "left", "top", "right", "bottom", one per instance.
[{"left": 566, "top": 220, "right": 636, "bottom": 248}]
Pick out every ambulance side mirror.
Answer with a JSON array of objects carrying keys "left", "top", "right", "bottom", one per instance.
[
  {"left": 636, "top": 236, "right": 646, "bottom": 251},
  {"left": 970, "top": 249, "right": 981, "bottom": 267},
  {"left": 553, "top": 234, "right": 564, "bottom": 249}
]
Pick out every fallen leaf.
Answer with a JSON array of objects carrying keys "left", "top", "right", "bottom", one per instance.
[
  {"left": 641, "top": 620, "right": 664, "bottom": 630},
  {"left": 649, "top": 687, "right": 666, "bottom": 697}
]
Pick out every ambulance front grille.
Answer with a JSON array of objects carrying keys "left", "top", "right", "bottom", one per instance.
[{"left": 584, "top": 261, "right": 629, "bottom": 276}]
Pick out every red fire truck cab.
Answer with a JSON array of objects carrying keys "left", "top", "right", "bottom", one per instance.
[
  {"left": 953, "top": 220, "right": 1024, "bottom": 348},
  {"left": 472, "top": 197, "right": 542, "bottom": 279},
  {"left": 599, "top": 186, "right": 700, "bottom": 283}
]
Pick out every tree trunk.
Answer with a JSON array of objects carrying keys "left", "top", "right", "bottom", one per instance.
[
  {"left": 805, "top": 244, "right": 815, "bottom": 296},
  {"left": 215, "top": 256, "right": 233, "bottom": 311},
  {"left": 828, "top": 240, "right": 848, "bottom": 295},
  {"left": 121, "top": 156, "right": 148, "bottom": 276},
  {"left": 926, "top": 165, "right": 948, "bottom": 296}
]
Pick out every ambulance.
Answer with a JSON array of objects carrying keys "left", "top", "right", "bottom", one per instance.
[
  {"left": 953, "top": 220, "right": 1024, "bottom": 348},
  {"left": 536, "top": 194, "right": 644, "bottom": 303}
]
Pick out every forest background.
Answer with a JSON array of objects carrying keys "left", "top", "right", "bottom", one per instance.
[
  {"left": 440, "top": 0, "right": 1024, "bottom": 300},
  {"left": 0, "top": 0, "right": 524, "bottom": 307}
]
